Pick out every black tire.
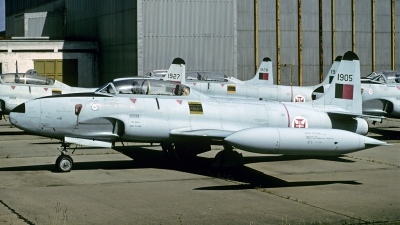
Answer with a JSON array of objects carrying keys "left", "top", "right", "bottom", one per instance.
[
  {"left": 0, "top": 100, "right": 4, "bottom": 120},
  {"left": 160, "top": 142, "right": 174, "bottom": 157},
  {"left": 55, "top": 155, "right": 73, "bottom": 172}
]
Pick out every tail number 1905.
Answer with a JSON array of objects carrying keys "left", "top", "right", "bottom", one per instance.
[{"left": 338, "top": 74, "right": 353, "bottom": 82}]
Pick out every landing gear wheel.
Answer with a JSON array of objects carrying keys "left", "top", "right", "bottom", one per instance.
[
  {"left": 161, "top": 142, "right": 174, "bottom": 157},
  {"left": 55, "top": 155, "right": 73, "bottom": 172},
  {"left": 213, "top": 144, "right": 244, "bottom": 168}
]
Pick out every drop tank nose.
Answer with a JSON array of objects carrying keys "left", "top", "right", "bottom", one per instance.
[
  {"left": 11, "top": 103, "right": 25, "bottom": 113},
  {"left": 9, "top": 103, "right": 26, "bottom": 126}
]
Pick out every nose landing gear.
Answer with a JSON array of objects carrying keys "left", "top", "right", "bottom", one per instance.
[
  {"left": 55, "top": 142, "right": 74, "bottom": 172},
  {"left": 55, "top": 155, "right": 73, "bottom": 172}
]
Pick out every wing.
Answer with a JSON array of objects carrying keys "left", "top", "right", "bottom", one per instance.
[{"left": 170, "top": 128, "right": 234, "bottom": 139}]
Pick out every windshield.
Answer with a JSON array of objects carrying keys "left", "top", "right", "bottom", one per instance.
[
  {"left": 366, "top": 70, "right": 400, "bottom": 84},
  {"left": 186, "top": 71, "right": 229, "bottom": 82},
  {"left": 96, "top": 78, "right": 190, "bottom": 96},
  {"left": 0, "top": 70, "right": 55, "bottom": 85}
]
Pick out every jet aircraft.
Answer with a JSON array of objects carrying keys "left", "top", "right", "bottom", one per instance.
[
  {"left": 360, "top": 70, "right": 400, "bottom": 119},
  {"left": 177, "top": 56, "right": 342, "bottom": 102},
  {"left": 0, "top": 69, "right": 97, "bottom": 118},
  {"left": 9, "top": 51, "right": 387, "bottom": 172},
  {"left": 145, "top": 58, "right": 274, "bottom": 85}
]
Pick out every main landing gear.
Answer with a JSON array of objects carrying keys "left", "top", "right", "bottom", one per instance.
[
  {"left": 55, "top": 142, "right": 74, "bottom": 172},
  {"left": 212, "top": 144, "right": 244, "bottom": 168},
  {"left": 160, "top": 142, "right": 244, "bottom": 168},
  {"left": 160, "top": 143, "right": 210, "bottom": 161}
]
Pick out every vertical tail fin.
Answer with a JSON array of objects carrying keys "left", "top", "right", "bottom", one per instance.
[
  {"left": 246, "top": 57, "right": 274, "bottom": 85},
  {"left": 311, "top": 55, "right": 342, "bottom": 99},
  {"left": 165, "top": 58, "right": 186, "bottom": 84},
  {"left": 321, "top": 55, "right": 342, "bottom": 85},
  {"left": 313, "top": 51, "right": 361, "bottom": 114}
]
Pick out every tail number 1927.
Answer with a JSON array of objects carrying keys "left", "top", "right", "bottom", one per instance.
[
  {"left": 338, "top": 74, "right": 353, "bottom": 82},
  {"left": 168, "top": 73, "right": 180, "bottom": 79}
]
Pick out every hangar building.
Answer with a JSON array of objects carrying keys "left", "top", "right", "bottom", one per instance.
[{"left": 2, "top": 0, "right": 400, "bottom": 87}]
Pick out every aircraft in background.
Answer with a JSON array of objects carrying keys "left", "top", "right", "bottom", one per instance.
[
  {"left": 0, "top": 68, "right": 97, "bottom": 118},
  {"left": 144, "top": 57, "right": 274, "bottom": 85},
  {"left": 359, "top": 70, "right": 400, "bottom": 120},
  {"left": 167, "top": 57, "right": 394, "bottom": 122},
  {"left": 168, "top": 56, "right": 342, "bottom": 102},
  {"left": 9, "top": 51, "right": 387, "bottom": 172}
]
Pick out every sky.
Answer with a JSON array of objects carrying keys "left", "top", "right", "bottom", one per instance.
[{"left": 0, "top": 0, "right": 5, "bottom": 32}]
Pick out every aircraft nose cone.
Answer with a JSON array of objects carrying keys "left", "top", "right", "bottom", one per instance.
[{"left": 9, "top": 102, "right": 40, "bottom": 131}]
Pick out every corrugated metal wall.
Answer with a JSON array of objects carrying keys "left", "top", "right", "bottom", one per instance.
[
  {"left": 5, "top": 0, "right": 65, "bottom": 37},
  {"left": 139, "top": 0, "right": 236, "bottom": 77},
  {"left": 250, "top": 0, "right": 399, "bottom": 84},
  {"left": 236, "top": 0, "right": 255, "bottom": 80},
  {"left": 66, "top": 0, "right": 137, "bottom": 84},
  {"left": 397, "top": 2, "right": 400, "bottom": 72},
  {"left": 258, "top": 0, "right": 277, "bottom": 84},
  {"left": 280, "top": 0, "right": 299, "bottom": 85},
  {"left": 355, "top": 1, "right": 372, "bottom": 76},
  {"left": 5, "top": 0, "right": 399, "bottom": 84},
  {"left": 301, "top": 0, "right": 319, "bottom": 86},
  {"left": 322, "top": 0, "right": 333, "bottom": 80},
  {"left": 375, "top": 2, "right": 392, "bottom": 71},
  {"left": 334, "top": 0, "right": 352, "bottom": 59}
]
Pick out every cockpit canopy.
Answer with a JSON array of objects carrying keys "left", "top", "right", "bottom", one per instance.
[
  {"left": 96, "top": 78, "right": 190, "bottom": 96},
  {"left": 144, "top": 70, "right": 168, "bottom": 79},
  {"left": 186, "top": 71, "right": 229, "bottom": 82},
  {"left": 144, "top": 70, "right": 229, "bottom": 82},
  {"left": 366, "top": 70, "right": 400, "bottom": 84},
  {"left": 0, "top": 70, "right": 55, "bottom": 85}
]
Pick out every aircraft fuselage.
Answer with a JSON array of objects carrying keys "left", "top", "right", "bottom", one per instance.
[
  {"left": 10, "top": 93, "right": 368, "bottom": 145},
  {"left": 185, "top": 81, "right": 318, "bottom": 102}
]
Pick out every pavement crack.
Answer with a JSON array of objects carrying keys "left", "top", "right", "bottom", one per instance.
[
  {"left": 253, "top": 187, "right": 371, "bottom": 223},
  {"left": 215, "top": 175, "right": 374, "bottom": 223},
  {"left": 0, "top": 199, "right": 35, "bottom": 225},
  {"left": 345, "top": 155, "right": 400, "bottom": 168}
]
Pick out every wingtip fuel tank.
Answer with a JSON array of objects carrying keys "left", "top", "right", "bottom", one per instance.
[
  {"left": 224, "top": 127, "right": 387, "bottom": 156},
  {"left": 172, "top": 58, "right": 185, "bottom": 65}
]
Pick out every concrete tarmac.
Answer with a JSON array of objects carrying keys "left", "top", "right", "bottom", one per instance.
[{"left": 0, "top": 118, "right": 399, "bottom": 224}]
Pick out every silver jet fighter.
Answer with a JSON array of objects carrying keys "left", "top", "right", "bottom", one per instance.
[
  {"left": 0, "top": 69, "right": 97, "bottom": 117},
  {"left": 178, "top": 56, "right": 342, "bottom": 102},
  {"left": 146, "top": 58, "right": 274, "bottom": 85},
  {"left": 360, "top": 70, "right": 400, "bottom": 119},
  {"left": 10, "top": 51, "right": 387, "bottom": 172}
]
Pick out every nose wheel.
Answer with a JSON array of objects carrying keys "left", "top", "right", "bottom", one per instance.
[
  {"left": 55, "top": 155, "right": 73, "bottom": 172},
  {"left": 55, "top": 141, "right": 74, "bottom": 172}
]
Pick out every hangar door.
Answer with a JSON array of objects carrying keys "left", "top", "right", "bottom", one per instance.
[{"left": 34, "top": 59, "right": 78, "bottom": 86}]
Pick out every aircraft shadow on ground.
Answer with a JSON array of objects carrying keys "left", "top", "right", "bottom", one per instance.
[
  {"left": 0, "top": 145, "right": 360, "bottom": 189},
  {"left": 368, "top": 128, "right": 400, "bottom": 140},
  {"left": 0, "top": 131, "right": 26, "bottom": 135}
]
